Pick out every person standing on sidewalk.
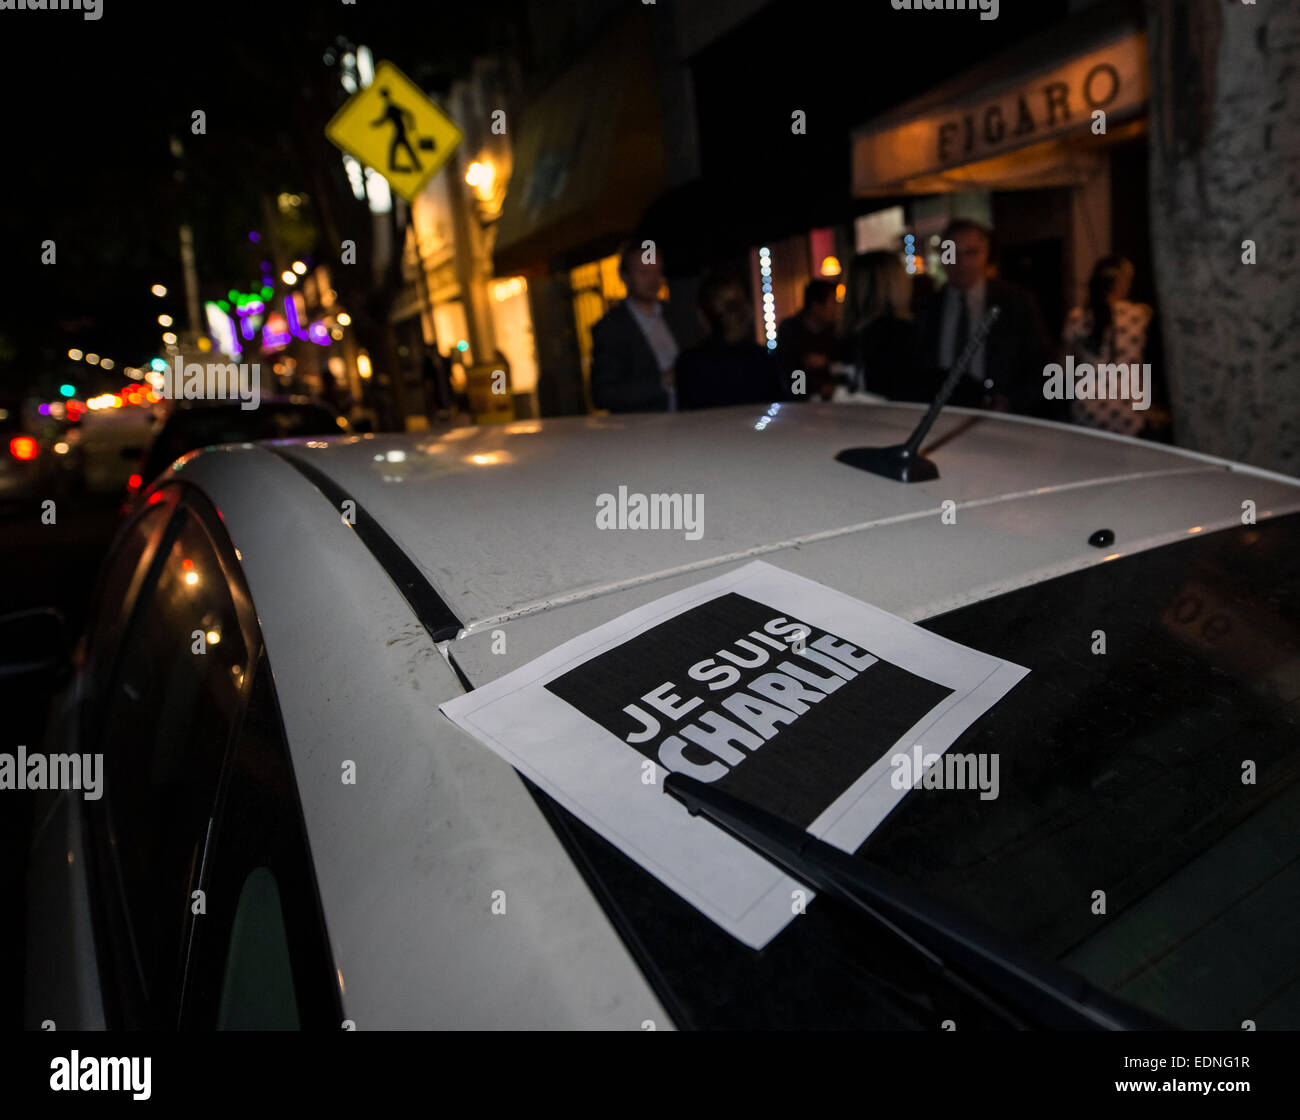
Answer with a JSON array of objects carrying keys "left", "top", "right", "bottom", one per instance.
[{"left": 590, "top": 240, "right": 679, "bottom": 413}]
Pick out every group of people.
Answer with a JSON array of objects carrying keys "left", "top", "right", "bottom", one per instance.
[
  {"left": 590, "top": 219, "right": 1161, "bottom": 437},
  {"left": 588, "top": 246, "right": 785, "bottom": 413}
]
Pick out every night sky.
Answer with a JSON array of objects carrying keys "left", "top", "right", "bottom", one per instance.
[{"left": 0, "top": 0, "right": 518, "bottom": 389}]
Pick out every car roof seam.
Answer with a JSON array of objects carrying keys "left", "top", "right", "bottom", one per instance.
[
  {"left": 266, "top": 446, "right": 463, "bottom": 641},
  {"left": 454, "top": 464, "right": 1222, "bottom": 635}
]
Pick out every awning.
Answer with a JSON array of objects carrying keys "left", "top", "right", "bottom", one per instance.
[
  {"left": 493, "top": 15, "right": 669, "bottom": 275},
  {"left": 852, "top": 4, "right": 1149, "bottom": 197}
]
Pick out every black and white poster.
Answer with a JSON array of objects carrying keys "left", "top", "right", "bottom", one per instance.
[{"left": 441, "top": 561, "right": 1028, "bottom": 948}]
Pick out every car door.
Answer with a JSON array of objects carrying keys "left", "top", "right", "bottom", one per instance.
[
  {"left": 81, "top": 486, "right": 337, "bottom": 1029},
  {"left": 176, "top": 643, "right": 342, "bottom": 1030}
]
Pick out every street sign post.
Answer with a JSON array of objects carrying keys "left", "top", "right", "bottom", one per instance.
[{"left": 325, "top": 60, "right": 464, "bottom": 202}]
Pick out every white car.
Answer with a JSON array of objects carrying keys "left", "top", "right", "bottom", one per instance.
[{"left": 21, "top": 402, "right": 1300, "bottom": 1029}]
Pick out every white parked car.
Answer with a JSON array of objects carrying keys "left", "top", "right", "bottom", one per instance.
[{"left": 19, "top": 402, "right": 1300, "bottom": 1029}]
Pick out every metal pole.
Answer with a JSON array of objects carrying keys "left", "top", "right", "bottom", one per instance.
[{"left": 179, "top": 224, "right": 202, "bottom": 343}]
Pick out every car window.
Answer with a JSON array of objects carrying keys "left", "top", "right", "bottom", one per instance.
[
  {"left": 215, "top": 868, "right": 299, "bottom": 1030},
  {"left": 96, "top": 506, "right": 251, "bottom": 1024},
  {"left": 878, "top": 512, "right": 1300, "bottom": 1030},
  {"left": 82, "top": 493, "right": 177, "bottom": 726},
  {"left": 180, "top": 650, "right": 342, "bottom": 1029}
]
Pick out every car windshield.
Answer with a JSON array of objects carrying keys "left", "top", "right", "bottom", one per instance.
[
  {"left": 142, "top": 403, "right": 341, "bottom": 483},
  {"left": 868, "top": 509, "right": 1300, "bottom": 1030},
  {"left": 535, "top": 512, "right": 1300, "bottom": 1029}
]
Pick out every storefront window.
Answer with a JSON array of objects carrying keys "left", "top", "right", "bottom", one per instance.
[
  {"left": 569, "top": 254, "right": 628, "bottom": 383},
  {"left": 489, "top": 276, "right": 540, "bottom": 398},
  {"left": 433, "top": 301, "right": 472, "bottom": 392}
]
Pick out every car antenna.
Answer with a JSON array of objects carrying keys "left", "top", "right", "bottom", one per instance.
[{"left": 835, "top": 305, "right": 1001, "bottom": 483}]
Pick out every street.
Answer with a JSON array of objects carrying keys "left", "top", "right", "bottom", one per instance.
[{"left": 0, "top": 496, "right": 119, "bottom": 1030}]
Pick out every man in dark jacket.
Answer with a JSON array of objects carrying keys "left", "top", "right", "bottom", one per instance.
[
  {"left": 915, "top": 219, "right": 1058, "bottom": 419},
  {"left": 676, "top": 272, "right": 783, "bottom": 410},
  {"left": 589, "top": 241, "right": 679, "bottom": 413}
]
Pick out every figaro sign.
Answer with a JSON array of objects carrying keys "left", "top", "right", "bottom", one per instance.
[{"left": 852, "top": 30, "right": 1149, "bottom": 192}]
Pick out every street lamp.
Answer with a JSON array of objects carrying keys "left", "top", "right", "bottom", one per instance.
[
  {"left": 151, "top": 284, "right": 167, "bottom": 297},
  {"left": 466, "top": 160, "right": 496, "bottom": 198}
]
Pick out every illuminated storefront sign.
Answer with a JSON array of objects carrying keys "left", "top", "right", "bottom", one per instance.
[
  {"left": 206, "top": 302, "right": 241, "bottom": 357},
  {"left": 208, "top": 294, "right": 333, "bottom": 354},
  {"left": 852, "top": 30, "right": 1148, "bottom": 194}
]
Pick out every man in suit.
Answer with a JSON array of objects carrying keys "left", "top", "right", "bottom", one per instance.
[
  {"left": 916, "top": 219, "right": 1058, "bottom": 419},
  {"left": 589, "top": 240, "right": 680, "bottom": 413}
]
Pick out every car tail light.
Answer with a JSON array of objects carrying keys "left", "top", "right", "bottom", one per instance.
[
  {"left": 127, "top": 473, "right": 143, "bottom": 492},
  {"left": 9, "top": 436, "right": 38, "bottom": 461}
]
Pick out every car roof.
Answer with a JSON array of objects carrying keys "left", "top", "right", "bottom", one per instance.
[{"left": 178, "top": 402, "right": 1300, "bottom": 636}]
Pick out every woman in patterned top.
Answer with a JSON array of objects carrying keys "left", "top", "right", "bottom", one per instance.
[{"left": 1061, "top": 256, "right": 1153, "bottom": 436}]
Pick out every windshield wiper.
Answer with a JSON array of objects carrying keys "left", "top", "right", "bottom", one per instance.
[{"left": 664, "top": 771, "right": 1169, "bottom": 1031}]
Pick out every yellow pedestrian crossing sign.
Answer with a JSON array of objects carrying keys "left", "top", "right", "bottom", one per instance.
[{"left": 325, "top": 60, "right": 463, "bottom": 203}]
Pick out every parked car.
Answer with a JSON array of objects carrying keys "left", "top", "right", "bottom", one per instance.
[{"left": 17, "top": 402, "right": 1300, "bottom": 1029}]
